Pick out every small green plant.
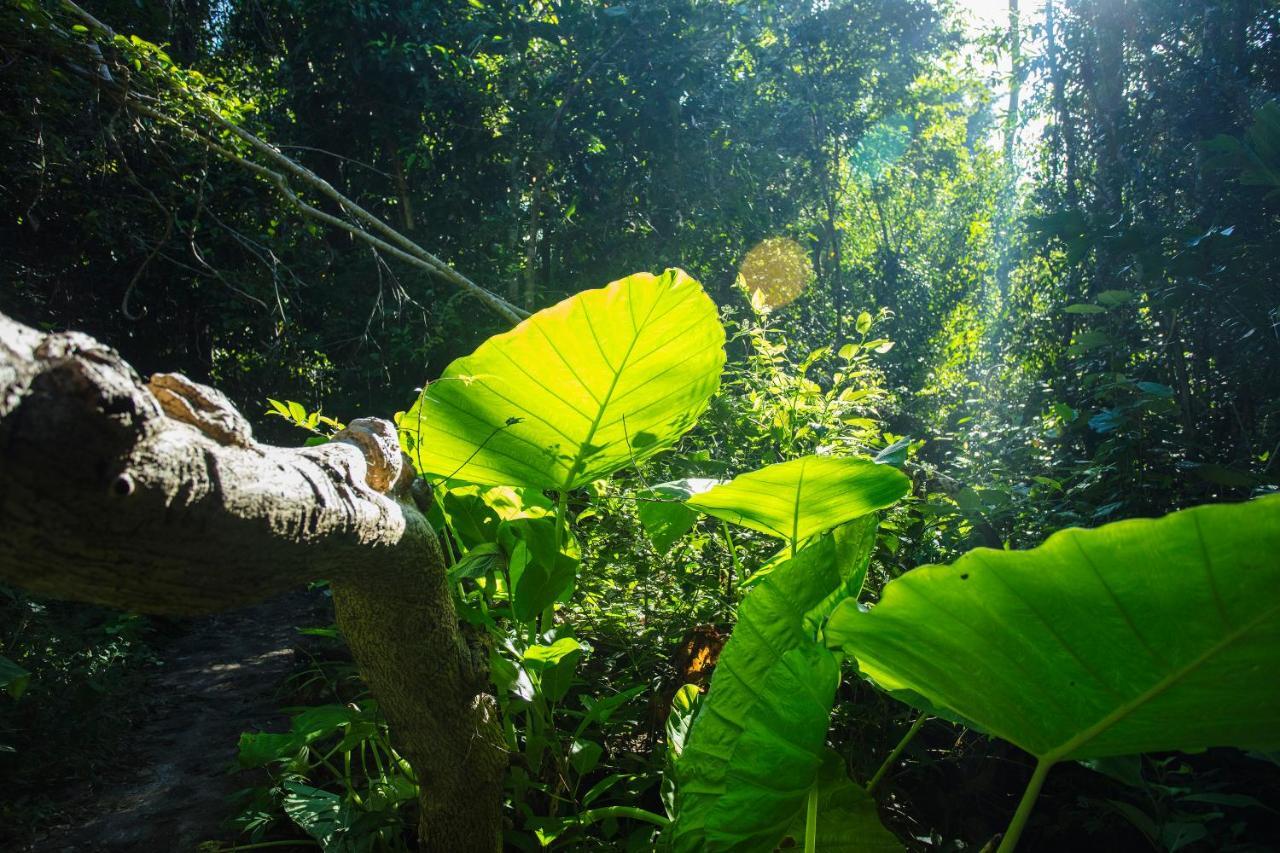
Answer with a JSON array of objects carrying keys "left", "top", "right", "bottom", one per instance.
[
  {"left": 215, "top": 621, "right": 415, "bottom": 852},
  {"left": 229, "top": 700, "right": 416, "bottom": 851},
  {"left": 0, "top": 588, "right": 158, "bottom": 844},
  {"left": 266, "top": 399, "right": 345, "bottom": 438}
]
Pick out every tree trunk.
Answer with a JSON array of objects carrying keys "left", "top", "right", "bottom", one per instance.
[
  {"left": 0, "top": 311, "right": 505, "bottom": 851},
  {"left": 996, "top": 0, "right": 1022, "bottom": 301}
]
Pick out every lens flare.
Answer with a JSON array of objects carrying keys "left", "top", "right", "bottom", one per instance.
[{"left": 736, "top": 237, "right": 814, "bottom": 311}]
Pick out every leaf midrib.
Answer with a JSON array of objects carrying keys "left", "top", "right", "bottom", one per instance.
[
  {"left": 1043, "top": 598, "right": 1280, "bottom": 762},
  {"left": 560, "top": 292, "right": 665, "bottom": 490},
  {"left": 790, "top": 457, "right": 807, "bottom": 549}
]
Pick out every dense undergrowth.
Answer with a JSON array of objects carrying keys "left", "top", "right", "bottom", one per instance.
[
  {"left": 0, "top": 592, "right": 158, "bottom": 842},
  {"left": 3, "top": 0, "right": 1280, "bottom": 850}
]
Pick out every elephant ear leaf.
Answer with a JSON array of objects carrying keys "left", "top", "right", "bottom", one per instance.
[
  {"left": 686, "top": 455, "right": 909, "bottom": 545},
  {"left": 404, "top": 269, "right": 725, "bottom": 489},
  {"left": 670, "top": 519, "right": 885, "bottom": 852},
  {"left": 827, "top": 496, "right": 1280, "bottom": 764},
  {"left": 780, "top": 751, "right": 902, "bottom": 852},
  {"left": 638, "top": 478, "right": 722, "bottom": 552}
]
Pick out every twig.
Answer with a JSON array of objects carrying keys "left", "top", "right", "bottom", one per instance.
[{"left": 56, "top": 0, "right": 529, "bottom": 326}]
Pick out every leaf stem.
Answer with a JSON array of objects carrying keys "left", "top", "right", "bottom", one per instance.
[
  {"left": 575, "top": 805, "right": 670, "bottom": 828},
  {"left": 865, "top": 712, "right": 927, "bottom": 794},
  {"left": 996, "top": 759, "right": 1053, "bottom": 853},
  {"left": 719, "top": 519, "right": 742, "bottom": 601},
  {"left": 539, "top": 490, "right": 570, "bottom": 634},
  {"left": 804, "top": 783, "right": 819, "bottom": 853}
]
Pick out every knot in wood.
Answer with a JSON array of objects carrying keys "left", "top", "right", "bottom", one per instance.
[
  {"left": 148, "top": 373, "right": 254, "bottom": 447},
  {"left": 111, "top": 472, "right": 135, "bottom": 497},
  {"left": 335, "top": 418, "right": 407, "bottom": 494}
]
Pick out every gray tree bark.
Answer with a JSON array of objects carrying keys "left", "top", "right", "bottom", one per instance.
[{"left": 0, "top": 311, "right": 505, "bottom": 851}]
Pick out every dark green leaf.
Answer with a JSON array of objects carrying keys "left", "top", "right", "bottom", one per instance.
[{"left": 637, "top": 478, "right": 722, "bottom": 551}]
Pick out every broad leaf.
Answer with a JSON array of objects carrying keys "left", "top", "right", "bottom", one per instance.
[
  {"left": 674, "top": 643, "right": 838, "bottom": 852},
  {"left": 448, "top": 542, "right": 506, "bottom": 582},
  {"left": 524, "top": 638, "right": 584, "bottom": 703},
  {"left": 781, "top": 751, "right": 902, "bottom": 852},
  {"left": 686, "top": 455, "right": 910, "bottom": 545},
  {"left": 403, "top": 269, "right": 725, "bottom": 489},
  {"left": 0, "top": 655, "right": 30, "bottom": 700},
  {"left": 827, "top": 497, "right": 1280, "bottom": 763},
  {"left": 440, "top": 486, "right": 503, "bottom": 548},
  {"left": 638, "top": 478, "right": 722, "bottom": 551},
  {"left": 499, "top": 516, "right": 580, "bottom": 622},
  {"left": 671, "top": 523, "right": 880, "bottom": 852},
  {"left": 238, "top": 705, "right": 361, "bottom": 769},
  {"left": 282, "top": 781, "right": 376, "bottom": 852},
  {"left": 662, "top": 683, "right": 704, "bottom": 819},
  {"left": 807, "top": 515, "right": 879, "bottom": 634}
]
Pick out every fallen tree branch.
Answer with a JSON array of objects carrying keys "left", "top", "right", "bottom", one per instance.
[{"left": 0, "top": 310, "right": 505, "bottom": 850}]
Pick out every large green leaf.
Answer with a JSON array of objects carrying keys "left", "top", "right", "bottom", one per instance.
[
  {"left": 403, "top": 269, "right": 725, "bottom": 489},
  {"left": 781, "top": 751, "right": 902, "bottom": 852},
  {"left": 671, "top": 520, "right": 881, "bottom": 852},
  {"left": 686, "top": 455, "right": 910, "bottom": 546},
  {"left": 498, "top": 515, "right": 580, "bottom": 622},
  {"left": 637, "top": 478, "right": 722, "bottom": 552},
  {"left": 827, "top": 497, "right": 1280, "bottom": 764}
]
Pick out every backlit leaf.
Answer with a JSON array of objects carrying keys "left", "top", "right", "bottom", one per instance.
[
  {"left": 404, "top": 269, "right": 724, "bottom": 489},
  {"left": 671, "top": 523, "right": 881, "bottom": 852},
  {"left": 686, "top": 455, "right": 910, "bottom": 546}
]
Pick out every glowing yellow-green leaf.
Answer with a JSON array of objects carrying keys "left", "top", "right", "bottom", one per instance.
[{"left": 404, "top": 269, "right": 724, "bottom": 489}]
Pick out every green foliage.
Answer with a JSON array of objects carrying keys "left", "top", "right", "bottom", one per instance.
[
  {"left": 0, "top": 588, "right": 157, "bottom": 843},
  {"left": 828, "top": 497, "right": 1280, "bottom": 763},
  {"left": 636, "top": 479, "right": 722, "bottom": 554},
  {"left": 670, "top": 517, "right": 883, "bottom": 851},
  {"left": 0, "top": 656, "right": 29, "bottom": 701},
  {"left": 217, "top": 626, "right": 418, "bottom": 852},
  {"left": 670, "top": 537, "right": 843, "bottom": 851},
  {"left": 267, "top": 398, "right": 345, "bottom": 437},
  {"left": 672, "top": 485, "right": 1278, "bottom": 850},
  {"left": 403, "top": 269, "right": 724, "bottom": 490},
  {"left": 7, "top": 0, "right": 1280, "bottom": 849},
  {"left": 781, "top": 751, "right": 902, "bottom": 852},
  {"left": 1204, "top": 101, "right": 1280, "bottom": 192},
  {"left": 701, "top": 305, "right": 901, "bottom": 467},
  {"left": 686, "top": 455, "right": 910, "bottom": 549}
]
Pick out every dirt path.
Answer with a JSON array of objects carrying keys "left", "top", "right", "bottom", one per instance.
[{"left": 29, "top": 591, "right": 323, "bottom": 852}]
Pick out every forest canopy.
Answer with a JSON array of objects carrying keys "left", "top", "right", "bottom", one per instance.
[{"left": 1, "top": 0, "right": 1279, "bottom": 851}]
